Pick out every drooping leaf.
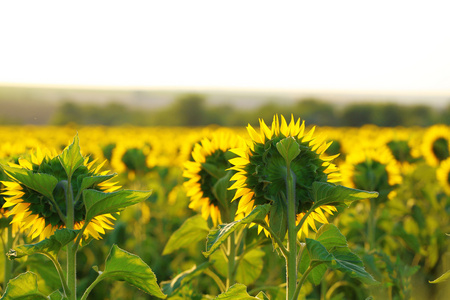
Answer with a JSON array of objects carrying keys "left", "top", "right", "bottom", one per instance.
[
  {"left": 305, "top": 238, "right": 333, "bottom": 263},
  {"left": 429, "top": 270, "right": 450, "bottom": 284},
  {"left": 0, "top": 272, "right": 49, "bottom": 300},
  {"left": 276, "top": 137, "right": 300, "bottom": 165},
  {"left": 203, "top": 204, "right": 271, "bottom": 257},
  {"left": 83, "top": 189, "right": 152, "bottom": 222},
  {"left": 331, "top": 249, "right": 377, "bottom": 284},
  {"left": 1, "top": 165, "right": 58, "bottom": 200},
  {"left": 215, "top": 283, "right": 269, "bottom": 299},
  {"left": 315, "top": 223, "right": 348, "bottom": 250},
  {"left": 163, "top": 215, "right": 210, "bottom": 255},
  {"left": 311, "top": 182, "right": 378, "bottom": 209},
  {"left": 58, "top": 134, "right": 84, "bottom": 179},
  {"left": 161, "top": 261, "right": 213, "bottom": 296},
  {"left": 7, "top": 229, "right": 78, "bottom": 260},
  {"left": 95, "top": 245, "right": 166, "bottom": 298}
]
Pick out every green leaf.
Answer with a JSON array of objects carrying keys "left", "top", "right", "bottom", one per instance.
[
  {"left": 211, "top": 248, "right": 265, "bottom": 286},
  {"left": 58, "top": 134, "right": 84, "bottom": 179},
  {"left": 429, "top": 270, "right": 450, "bottom": 284},
  {"left": 1, "top": 165, "right": 58, "bottom": 200},
  {"left": 79, "top": 174, "right": 116, "bottom": 194},
  {"left": 215, "top": 283, "right": 269, "bottom": 299},
  {"left": 0, "top": 272, "right": 49, "bottom": 300},
  {"left": 7, "top": 229, "right": 78, "bottom": 260},
  {"left": 311, "top": 182, "right": 378, "bottom": 209},
  {"left": 305, "top": 238, "right": 333, "bottom": 263},
  {"left": 83, "top": 189, "right": 152, "bottom": 222},
  {"left": 96, "top": 245, "right": 166, "bottom": 298},
  {"left": 315, "top": 223, "right": 348, "bottom": 250},
  {"left": 203, "top": 204, "right": 271, "bottom": 257},
  {"left": 161, "top": 261, "right": 213, "bottom": 296},
  {"left": 48, "top": 290, "right": 65, "bottom": 300},
  {"left": 330, "top": 249, "right": 377, "bottom": 284},
  {"left": 212, "top": 172, "right": 234, "bottom": 210},
  {"left": 276, "top": 137, "right": 300, "bottom": 165},
  {"left": 162, "top": 215, "right": 210, "bottom": 255},
  {"left": 268, "top": 199, "right": 287, "bottom": 242}
]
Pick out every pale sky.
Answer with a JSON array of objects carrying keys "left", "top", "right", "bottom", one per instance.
[{"left": 1, "top": 0, "right": 450, "bottom": 94}]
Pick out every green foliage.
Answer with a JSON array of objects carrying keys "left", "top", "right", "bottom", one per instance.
[
  {"left": 162, "top": 215, "right": 210, "bottom": 255},
  {"left": 92, "top": 245, "right": 166, "bottom": 299},
  {"left": 215, "top": 283, "right": 269, "bottom": 300},
  {"left": 58, "top": 134, "right": 84, "bottom": 179},
  {"left": 0, "top": 272, "right": 50, "bottom": 300},
  {"left": 161, "top": 261, "right": 213, "bottom": 296}
]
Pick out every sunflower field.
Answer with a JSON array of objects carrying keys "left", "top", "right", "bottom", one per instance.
[{"left": 0, "top": 116, "right": 449, "bottom": 300}]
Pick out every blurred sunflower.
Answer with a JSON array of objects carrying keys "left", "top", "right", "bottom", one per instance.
[
  {"left": 340, "top": 146, "right": 402, "bottom": 201},
  {"left": 228, "top": 114, "right": 341, "bottom": 237},
  {"left": 421, "top": 125, "right": 450, "bottom": 166},
  {"left": 183, "top": 130, "right": 244, "bottom": 226},
  {"left": 1, "top": 147, "right": 120, "bottom": 241},
  {"left": 437, "top": 158, "right": 450, "bottom": 195}
]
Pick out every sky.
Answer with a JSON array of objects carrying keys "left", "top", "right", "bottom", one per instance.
[{"left": 1, "top": 0, "right": 450, "bottom": 95}]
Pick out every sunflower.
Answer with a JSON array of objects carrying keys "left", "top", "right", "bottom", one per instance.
[
  {"left": 437, "top": 158, "right": 450, "bottom": 195},
  {"left": 228, "top": 114, "right": 341, "bottom": 237},
  {"left": 340, "top": 146, "right": 402, "bottom": 202},
  {"left": 183, "top": 130, "right": 244, "bottom": 226},
  {"left": 1, "top": 146, "right": 121, "bottom": 241},
  {"left": 421, "top": 125, "right": 450, "bottom": 166}
]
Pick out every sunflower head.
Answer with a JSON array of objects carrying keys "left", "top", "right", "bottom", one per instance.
[
  {"left": 229, "top": 115, "right": 340, "bottom": 237},
  {"left": 1, "top": 137, "right": 120, "bottom": 241},
  {"left": 183, "top": 130, "right": 244, "bottom": 225},
  {"left": 437, "top": 158, "right": 450, "bottom": 195},
  {"left": 340, "top": 146, "right": 402, "bottom": 203},
  {"left": 422, "top": 125, "right": 450, "bottom": 166}
]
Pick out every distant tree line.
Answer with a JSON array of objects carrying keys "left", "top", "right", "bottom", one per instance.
[{"left": 47, "top": 94, "right": 450, "bottom": 127}]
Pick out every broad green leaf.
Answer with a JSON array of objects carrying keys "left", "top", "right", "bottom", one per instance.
[
  {"left": 211, "top": 248, "right": 265, "bottom": 286},
  {"left": 163, "top": 215, "right": 210, "bottom": 255},
  {"left": 0, "top": 272, "right": 49, "bottom": 300},
  {"left": 161, "top": 261, "right": 213, "bottom": 295},
  {"left": 96, "top": 245, "right": 166, "bottom": 298},
  {"left": 269, "top": 199, "right": 287, "bottom": 242},
  {"left": 315, "top": 224, "right": 348, "bottom": 250},
  {"left": 305, "top": 238, "right": 333, "bottom": 263},
  {"left": 83, "top": 189, "right": 152, "bottom": 222},
  {"left": 429, "top": 270, "right": 450, "bottom": 283},
  {"left": 26, "top": 255, "right": 63, "bottom": 296},
  {"left": 203, "top": 204, "right": 271, "bottom": 257},
  {"left": 58, "top": 134, "right": 84, "bottom": 179},
  {"left": 215, "top": 283, "right": 269, "bottom": 299},
  {"left": 311, "top": 182, "right": 378, "bottom": 209},
  {"left": 1, "top": 165, "right": 58, "bottom": 200},
  {"left": 276, "top": 137, "right": 300, "bottom": 165},
  {"left": 331, "top": 249, "right": 377, "bottom": 284},
  {"left": 7, "top": 229, "right": 78, "bottom": 260},
  {"left": 79, "top": 174, "right": 116, "bottom": 193},
  {"left": 299, "top": 243, "right": 328, "bottom": 286}
]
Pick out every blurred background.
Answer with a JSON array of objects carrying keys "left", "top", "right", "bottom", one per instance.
[{"left": 1, "top": 0, "right": 449, "bottom": 127}]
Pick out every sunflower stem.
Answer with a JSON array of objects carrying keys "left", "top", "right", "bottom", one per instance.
[
  {"left": 44, "top": 253, "right": 70, "bottom": 298},
  {"left": 3, "top": 226, "right": 14, "bottom": 290},
  {"left": 368, "top": 197, "right": 377, "bottom": 250},
  {"left": 65, "top": 177, "right": 77, "bottom": 300},
  {"left": 257, "top": 221, "right": 289, "bottom": 258},
  {"left": 226, "top": 231, "right": 236, "bottom": 289},
  {"left": 286, "top": 165, "right": 297, "bottom": 300}
]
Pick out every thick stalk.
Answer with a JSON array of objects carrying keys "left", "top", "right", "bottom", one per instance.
[
  {"left": 286, "top": 166, "right": 297, "bottom": 300},
  {"left": 368, "top": 198, "right": 377, "bottom": 250},
  {"left": 65, "top": 178, "right": 76, "bottom": 300},
  {"left": 3, "top": 227, "right": 14, "bottom": 290}
]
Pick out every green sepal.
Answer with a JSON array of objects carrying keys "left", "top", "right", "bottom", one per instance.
[
  {"left": 203, "top": 204, "right": 270, "bottom": 257},
  {"left": 162, "top": 215, "right": 210, "bottom": 255},
  {"left": 0, "top": 272, "right": 49, "bottom": 300},
  {"left": 95, "top": 245, "right": 166, "bottom": 298},
  {"left": 276, "top": 137, "right": 300, "bottom": 165},
  {"left": 429, "top": 270, "right": 450, "bottom": 284},
  {"left": 58, "top": 134, "right": 84, "bottom": 179},
  {"left": 215, "top": 283, "right": 269, "bottom": 299},
  {"left": 1, "top": 165, "right": 58, "bottom": 200},
  {"left": 83, "top": 189, "right": 152, "bottom": 222},
  {"left": 161, "top": 261, "right": 213, "bottom": 296},
  {"left": 6, "top": 229, "right": 78, "bottom": 260},
  {"left": 311, "top": 182, "right": 378, "bottom": 210}
]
